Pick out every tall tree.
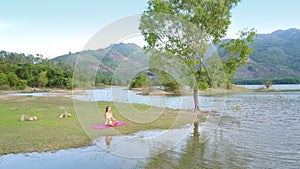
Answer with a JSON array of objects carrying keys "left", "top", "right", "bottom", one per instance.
[
  {"left": 7, "top": 72, "right": 19, "bottom": 88},
  {"left": 140, "top": 0, "right": 255, "bottom": 110},
  {"left": 0, "top": 72, "right": 8, "bottom": 86},
  {"left": 130, "top": 73, "right": 151, "bottom": 89},
  {"left": 219, "top": 29, "right": 256, "bottom": 88},
  {"left": 37, "top": 71, "right": 48, "bottom": 87}
]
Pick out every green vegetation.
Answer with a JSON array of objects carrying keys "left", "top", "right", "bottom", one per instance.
[
  {"left": 235, "top": 28, "right": 300, "bottom": 79},
  {"left": 50, "top": 29, "right": 300, "bottom": 91},
  {"left": 0, "top": 96, "right": 89, "bottom": 155},
  {"left": 252, "top": 88, "right": 278, "bottom": 92},
  {"left": 0, "top": 96, "right": 202, "bottom": 155},
  {"left": 0, "top": 51, "right": 73, "bottom": 90},
  {"left": 139, "top": 0, "right": 256, "bottom": 110},
  {"left": 129, "top": 70, "right": 181, "bottom": 94},
  {"left": 219, "top": 29, "right": 257, "bottom": 88},
  {"left": 263, "top": 80, "right": 272, "bottom": 89},
  {"left": 54, "top": 43, "right": 148, "bottom": 87},
  {"left": 233, "top": 77, "right": 300, "bottom": 85},
  {"left": 148, "top": 69, "right": 181, "bottom": 93},
  {"left": 199, "top": 85, "right": 251, "bottom": 95},
  {"left": 51, "top": 29, "right": 300, "bottom": 92},
  {"left": 129, "top": 73, "right": 151, "bottom": 89}
]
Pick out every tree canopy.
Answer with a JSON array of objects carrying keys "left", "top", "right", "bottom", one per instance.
[
  {"left": 140, "top": 0, "right": 256, "bottom": 110},
  {"left": 0, "top": 51, "right": 73, "bottom": 90}
]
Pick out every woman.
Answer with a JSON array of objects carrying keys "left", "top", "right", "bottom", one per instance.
[{"left": 104, "top": 106, "right": 119, "bottom": 127}]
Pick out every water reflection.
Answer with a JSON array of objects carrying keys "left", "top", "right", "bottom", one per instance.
[
  {"left": 105, "top": 136, "right": 112, "bottom": 148},
  {"left": 0, "top": 146, "right": 144, "bottom": 169},
  {"left": 143, "top": 91, "right": 300, "bottom": 169},
  {"left": 93, "top": 125, "right": 193, "bottom": 158},
  {"left": 144, "top": 121, "right": 250, "bottom": 169}
]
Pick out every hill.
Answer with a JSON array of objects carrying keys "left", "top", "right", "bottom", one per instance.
[
  {"left": 52, "top": 43, "right": 149, "bottom": 86},
  {"left": 53, "top": 43, "right": 146, "bottom": 68},
  {"left": 235, "top": 28, "right": 300, "bottom": 80},
  {"left": 52, "top": 28, "right": 300, "bottom": 85}
]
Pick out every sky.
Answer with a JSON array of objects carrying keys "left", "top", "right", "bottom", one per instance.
[{"left": 1, "top": 0, "right": 300, "bottom": 58}]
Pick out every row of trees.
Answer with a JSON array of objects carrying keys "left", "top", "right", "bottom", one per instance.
[
  {"left": 233, "top": 77, "right": 300, "bottom": 85},
  {"left": 129, "top": 67, "right": 299, "bottom": 94},
  {"left": 129, "top": 70, "right": 182, "bottom": 93},
  {"left": 0, "top": 51, "right": 73, "bottom": 90}
]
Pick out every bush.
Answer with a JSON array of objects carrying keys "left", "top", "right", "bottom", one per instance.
[
  {"left": 0, "top": 72, "right": 8, "bottom": 86},
  {"left": 264, "top": 80, "right": 272, "bottom": 89},
  {"left": 130, "top": 74, "right": 150, "bottom": 89},
  {"left": 162, "top": 80, "right": 180, "bottom": 92},
  {"left": 0, "top": 84, "right": 10, "bottom": 90},
  {"left": 15, "top": 79, "right": 27, "bottom": 90}
]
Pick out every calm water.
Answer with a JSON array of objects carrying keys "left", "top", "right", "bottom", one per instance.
[
  {"left": 238, "top": 84, "right": 300, "bottom": 90},
  {"left": 1, "top": 87, "right": 300, "bottom": 169}
]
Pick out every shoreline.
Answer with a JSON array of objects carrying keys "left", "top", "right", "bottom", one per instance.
[
  {"left": 1, "top": 84, "right": 300, "bottom": 97},
  {"left": 0, "top": 88, "right": 85, "bottom": 95},
  {"left": 0, "top": 96, "right": 208, "bottom": 156},
  {"left": 129, "top": 85, "right": 300, "bottom": 96},
  {"left": 1, "top": 85, "right": 299, "bottom": 155}
]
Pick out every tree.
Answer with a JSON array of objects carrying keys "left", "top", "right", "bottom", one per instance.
[
  {"left": 205, "top": 55, "right": 226, "bottom": 88},
  {"left": 140, "top": 0, "right": 255, "bottom": 110},
  {"left": 264, "top": 80, "right": 272, "bottom": 89},
  {"left": 0, "top": 72, "right": 8, "bottom": 86},
  {"left": 130, "top": 74, "right": 151, "bottom": 89},
  {"left": 7, "top": 72, "right": 19, "bottom": 88},
  {"left": 15, "top": 79, "right": 27, "bottom": 90},
  {"left": 37, "top": 71, "right": 48, "bottom": 87},
  {"left": 0, "top": 51, "right": 74, "bottom": 89},
  {"left": 151, "top": 69, "right": 180, "bottom": 92},
  {"left": 219, "top": 29, "right": 256, "bottom": 88}
]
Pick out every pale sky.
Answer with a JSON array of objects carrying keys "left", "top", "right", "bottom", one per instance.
[{"left": 1, "top": 0, "right": 300, "bottom": 58}]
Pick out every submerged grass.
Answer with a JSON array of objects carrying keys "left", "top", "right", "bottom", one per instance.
[{"left": 0, "top": 96, "right": 203, "bottom": 155}]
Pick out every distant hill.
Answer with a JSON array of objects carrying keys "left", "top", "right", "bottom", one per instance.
[
  {"left": 235, "top": 28, "right": 300, "bottom": 80},
  {"left": 52, "top": 43, "right": 149, "bottom": 85},
  {"left": 52, "top": 43, "right": 147, "bottom": 69},
  {"left": 52, "top": 28, "right": 300, "bottom": 83}
]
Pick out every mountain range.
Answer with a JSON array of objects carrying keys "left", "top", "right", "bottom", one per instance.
[
  {"left": 235, "top": 28, "right": 300, "bottom": 79},
  {"left": 52, "top": 28, "right": 300, "bottom": 81}
]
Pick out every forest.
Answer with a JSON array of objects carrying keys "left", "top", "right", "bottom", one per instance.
[{"left": 0, "top": 51, "right": 73, "bottom": 90}]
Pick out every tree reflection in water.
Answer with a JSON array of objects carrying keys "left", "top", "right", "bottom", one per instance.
[{"left": 144, "top": 121, "right": 250, "bottom": 169}]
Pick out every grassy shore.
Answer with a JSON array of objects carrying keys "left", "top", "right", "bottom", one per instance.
[
  {"left": 2, "top": 84, "right": 296, "bottom": 155},
  {"left": 133, "top": 85, "right": 252, "bottom": 96},
  {"left": 0, "top": 96, "right": 205, "bottom": 155},
  {"left": 0, "top": 96, "right": 90, "bottom": 155}
]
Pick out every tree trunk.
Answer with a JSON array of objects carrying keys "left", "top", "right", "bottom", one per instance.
[{"left": 193, "top": 87, "right": 200, "bottom": 111}]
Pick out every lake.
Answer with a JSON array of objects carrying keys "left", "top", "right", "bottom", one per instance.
[
  {"left": 1, "top": 87, "right": 300, "bottom": 169},
  {"left": 238, "top": 84, "right": 300, "bottom": 90}
]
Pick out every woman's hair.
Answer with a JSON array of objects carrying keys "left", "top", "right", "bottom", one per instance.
[{"left": 105, "top": 106, "right": 111, "bottom": 112}]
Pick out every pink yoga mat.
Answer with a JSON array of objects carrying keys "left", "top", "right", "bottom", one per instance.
[{"left": 92, "top": 121, "right": 127, "bottom": 130}]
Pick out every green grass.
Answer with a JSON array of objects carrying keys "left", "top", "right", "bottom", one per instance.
[
  {"left": 0, "top": 96, "right": 202, "bottom": 155},
  {"left": 0, "top": 96, "right": 90, "bottom": 155},
  {"left": 198, "top": 85, "right": 251, "bottom": 95}
]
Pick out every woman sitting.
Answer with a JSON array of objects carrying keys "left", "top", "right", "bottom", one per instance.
[{"left": 104, "top": 106, "right": 119, "bottom": 127}]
